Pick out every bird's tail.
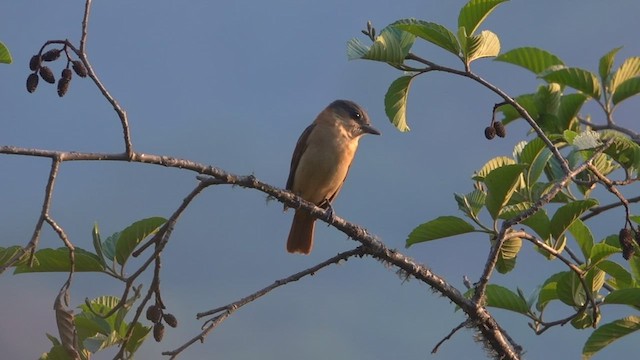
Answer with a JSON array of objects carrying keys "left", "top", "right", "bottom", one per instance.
[{"left": 287, "top": 210, "right": 315, "bottom": 254}]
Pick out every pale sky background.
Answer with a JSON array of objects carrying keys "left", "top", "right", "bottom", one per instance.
[{"left": 1, "top": 1, "right": 639, "bottom": 359}]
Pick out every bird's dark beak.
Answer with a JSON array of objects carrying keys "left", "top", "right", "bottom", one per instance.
[{"left": 361, "top": 124, "right": 381, "bottom": 135}]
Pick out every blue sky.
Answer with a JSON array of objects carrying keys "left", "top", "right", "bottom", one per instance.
[{"left": 1, "top": 1, "right": 639, "bottom": 359}]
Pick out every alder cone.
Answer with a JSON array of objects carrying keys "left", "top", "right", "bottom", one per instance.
[
  {"left": 484, "top": 126, "right": 496, "bottom": 140},
  {"left": 146, "top": 305, "right": 162, "bottom": 323},
  {"left": 153, "top": 323, "right": 165, "bottom": 342},
  {"left": 29, "top": 55, "right": 41, "bottom": 71},
  {"left": 493, "top": 121, "right": 506, "bottom": 138},
  {"left": 26, "top": 73, "right": 39, "bottom": 93},
  {"left": 41, "top": 48, "right": 61, "bottom": 62},
  {"left": 619, "top": 228, "right": 635, "bottom": 260},
  {"left": 72, "top": 60, "right": 88, "bottom": 77},
  {"left": 39, "top": 66, "right": 55, "bottom": 84},
  {"left": 163, "top": 313, "right": 178, "bottom": 328},
  {"left": 57, "top": 78, "right": 70, "bottom": 97}
]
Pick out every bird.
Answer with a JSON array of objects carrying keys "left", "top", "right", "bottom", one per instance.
[{"left": 285, "top": 99, "right": 380, "bottom": 254}]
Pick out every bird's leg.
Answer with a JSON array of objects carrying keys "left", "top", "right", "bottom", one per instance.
[{"left": 319, "top": 199, "right": 335, "bottom": 224}]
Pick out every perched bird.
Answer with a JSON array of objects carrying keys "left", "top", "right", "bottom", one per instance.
[{"left": 285, "top": 100, "right": 380, "bottom": 254}]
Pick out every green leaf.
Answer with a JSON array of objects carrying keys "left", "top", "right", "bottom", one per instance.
[
  {"left": 465, "top": 30, "right": 501, "bottom": 64},
  {"left": 102, "top": 231, "right": 118, "bottom": 262},
  {"left": 602, "top": 132, "right": 640, "bottom": 171},
  {"left": 0, "top": 245, "right": 27, "bottom": 267},
  {"left": 557, "top": 271, "right": 584, "bottom": 306},
  {"left": 568, "top": 219, "right": 593, "bottom": 260},
  {"left": 597, "top": 260, "right": 633, "bottom": 289},
  {"left": 347, "top": 25, "right": 415, "bottom": 64},
  {"left": 534, "top": 83, "right": 562, "bottom": 116},
  {"left": 496, "top": 235, "right": 522, "bottom": 274},
  {"left": 455, "top": 190, "right": 486, "bottom": 219},
  {"left": 599, "top": 47, "right": 622, "bottom": 85},
  {"left": 516, "top": 138, "right": 544, "bottom": 164},
  {"left": 496, "top": 94, "right": 539, "bottom": 125},
  {"left": 115, "top": 217, "right": 167, "bottom": 265},
  {"left": 92, "top": 223, "right": 107, "bottom": 267},
  {"left": 582, "top": 316, "right": 640, "bottom": 360},
  {"left": 484, "top": 164, "right": 526, "bottom": 219},
  {"left": 384, "top": 75, "right": 415, "bottom": 132},
  {"left": 500, "top": 202, "right": 551, "bottom": 240},
  {"left": 125, "top": 322, "right": 151, "bottom": 354},
  {"left": 393, "top": 19, "right": 460, "bottom": 57},
  {"left": 457, "top": 0, "right": 508, "bottom": 36},
  {"left": 542, "top": 67, "right": 602, "bottom": 99},
  {"left": 612, "top": 77, "right": 640, "bottom": 105},
  {"left": 14, "top": 248, "right": 105, "bottom": 273},
  {"left": 536, "top": 272, "right": 566, "bottom": 311},
  {"left": 603, "top": 288, "right": 640, "bottom": 305},
  {"left": 590, "top": 243, "right": 620, "bottom": 266},
  {"left": 610, "top": 56, "right": 640, "bottom": 92},
  {"left": 406, "top": 216, "right": 475, "bottom": 247},
  {"left": 483, "top": 284, "right": 529, "bottom": 314},
  {"left": 474, "top": 156, "right": 516, "bottom": 180},
  {"left": 550, "top": 199, "right": 598, "bottom": 241},
  {"left": 495, "top": 46, "right": 564, "bottom": 74},
  {"left": 527, "top": 148, "right": 553, "bottom": 186},
  {"left": 0, "top": 41, "right": 12, "bottom": 64},
  {"left": 557, "top": 93, "right": 588, "bottom": 131}
]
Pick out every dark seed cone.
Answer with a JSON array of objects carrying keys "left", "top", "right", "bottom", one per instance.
[
  {"left": 72, "top": 60, "right": 88, "bottom": 77},
  {"left": 619, "top": 228, "right": 635, "bottom": 260},
  {"left": 57, "top": 78, "right": 70, "bottom": 97},
  {"left": 29, "top": 55, "right": 41, "bottom": 71},
  {"left": 42, "top": 48, "right": 61, "bottom": 62},
  {"left": 153, "top": 323, "right": 165, "bottom": 342},
  {"left": 484, "top": 126, "right": 496, "bottom": 140},
  {"left": 62, "top": 68, "right": 73, "bottom": 80},
  {"left": 493, "top": 121, "right": 506, "bottom": 138},
  {"left": 26, "top": 73, "right": 39, "bottom": 93},
  {"left": 39, "top": 66, "right": 55, "bottom": 84},
  {"left": 163, "top": 313, "right": 178, "bottom": 328},
  {"left": 146, "top": 305, "right": 162, "bottom": 323}
]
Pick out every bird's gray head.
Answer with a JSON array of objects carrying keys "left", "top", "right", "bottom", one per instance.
[{"left": 328, "top": 99, "right": 381, "bottom": 136}]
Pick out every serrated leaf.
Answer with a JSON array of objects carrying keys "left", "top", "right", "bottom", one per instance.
[
  {"left": 393, "top": 19, "right": 460, "bottom": 57},
  {"left": 597, "top": 260, "right": 633, "bottom": 289},
  {"left": 612, "top": 77, "right": 640, "bottom": 105},
  {"left": 550, "top": 199, "right": 598, "bottom": 241},
  {"left": 603, "top": 288, "right": 640, "bottom": 305},
  {"left": 0, "top": 245, "right": 27, "bottom": 267},
  {"left": 602, "top": 132, "right": 640, "bottom": 171},
  {"left": 496, "top": 236, "right": 522, "bottom": 273},
  {"left": 406, "top": 216, "right": 476, "bottom": 247},
  {"left": 347, "top": 25, "right": 415, "bottom": 64},
  {"left": 496, "top": 94, "right": 539, "bottom": 125},
  {"left": 474, "top": 156, "right": 516, "bottom": 180},
  {"left": 517, "top": 138, "right": 544, "bottom": 164},
  {"left": 557, "top": 93, "right": 588, "bottom": 131},
  {"left": 582, "top": 316, "right": 640, "bottom": 360},
  {"left": 125, "top": 322, "right": 151, "bottom": 354},
  {"left": 465, "top": 30, "right": 501, "bottom": 64},
  {"left": 115, "top": 217, "right": 167, "bottom": 265},
  {"left": 568, "top": 219, "right": 594, "bottom": 260},
  {"left": 557, "top": 271, "right": 584, "bottom": 306},
  {"left": 499, "top": 202, "right": 551, "bottom": 240},
  {"left": 590, "top": 243, "right": 621, "bottom": 265},
  {"left": 495, "top": 47, "right": 564, "bottom": 74},
  {"left": 455, "top": 190, "right": 486, "bottom": 219},
  {"left": 384, "top": 75, "right": 414, "bottom": 132},
  {"left": 542, "top": 67, "right": 602, "bottom": 99},
  {"left": 0, "top": 42, "right": 12, "bottom": 64},
  {"left": 14, "top": 248, "right": 104, "bottom": 274},
  {"left": 534, "top": 83, "right": 561, "bottom": 116},
  {"left": 483, "top": 284, "right": 529, "bottom": 314},
  {"left": 457, "top": 0, "right": 508, "bottom": 36},
  {"left": 537, "top": 272, "right": 565, "bottom": 311},
  {"left": 484, "top": 164, "right": 526, "bottom": 219},
  {"left": 528, "top": 148, "right": 553, "bottom": 186},
  {"left": 599, "top": 47, "right": 622, "bottom": 85},
  {"left": 610, "top": 56, "right": 640, "bottom": 92}
]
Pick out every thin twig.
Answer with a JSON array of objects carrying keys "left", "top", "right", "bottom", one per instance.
[
  {"left": 432, "top": 320, "right": 469, "bottom": 354},
  {"left": 164, "top": 248, "right": 366, "bottom": 358}
]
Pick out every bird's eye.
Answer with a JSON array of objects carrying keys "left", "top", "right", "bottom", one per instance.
[{"left": 352, "top": 111, "right": 361, "bottom": 120}]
